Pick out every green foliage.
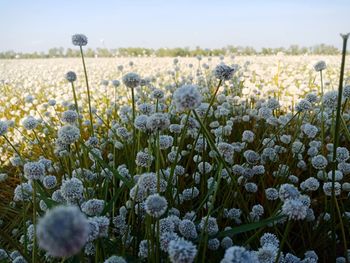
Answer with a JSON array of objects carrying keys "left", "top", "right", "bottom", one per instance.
[{"left": 0, "top": 43, "right": 343, "bottom": 59}]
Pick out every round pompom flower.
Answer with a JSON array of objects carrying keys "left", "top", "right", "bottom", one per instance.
[
  {"left": 81, "top": 199, "right": 105, "bottom": 216},
  {"left": 104, "top": 255, "right": 127, "bottom": 263},
  {"left": 0, "top": 120, "right": 8, "bottom": 136},
  {"left": 160, "top": 232, "right": 179, "bottom": 252},
  {"left": 57, "top": 125, "right": 80, "bottom": 145},
  {"left": 198, "top": 216, "right": 219, "bottom": 235},
  {"left": 43, "top": 175, "right": 57, "bottom": 189},
  {"left": 122, "top": 72, "right": 141, "bottom": 88},
  {"left": 300, "top": 177, "right": 320, "bottom": 192},
  {"left": 65, "top": 71, "right": 77, "bottom": 82},
  {"left": 213, "top": 64, "right": 236, "bottom": 81},
  {"left": 323, "top": 182, "right": 341, "bottom": 196},
  {"left": 260, "top": 233, "right": 279, "bottom": 248},
  {"left": 168, "top": 238, "right": 197, "bottom": 263},
  {"left": 295, "top": 99, "right": 312, "bottom": 112},
  {"left": 220, "top": 246, "right": 258, "bottom": 263},
  {"left": 311, "top": 155, "right": 328, "bottom": 170},
  {"left": 179, "top": 219, "right": 198, "bottom": 239},
  {"left": 336, "top": 147, "right": 349, "bottom": 162},
  {"left": 72, "top": 34, "right": 88, "bottom": 46},
  {"left": 343, "top": 85, "right": 350, "bottom": 99},
  {"left": 146, "top": 113, "right": 170, "bottom": 132},
  {"left": 60, "top": 178, "right": 84, "bottom": 202},
  {"left": 314, "top": 61, "right": 326, "bottom": 72},
  {"left": 24, "top": 161, "right": 45, "bottom": 180},
  {"left": 14, "top": 182, "right": 33, "bottom": 202},
  {"left": 256, "top": 245, "right": 278, "bottom": 263},
  {"left": 145, "top": 193, "right": 168, "bottom": 218},
  {"left": 62, "top": 110, "right": 79, "bottom": 124},
  {"left": 281, "top": 199, "right": 308, "bottom": 220},
  {"left": 112, "top": 80, "right": 121, "bottom": 87},
  {"left": 173, "top": 85, "right": 202, "bottom": 112},
  {"left": 22, "top": 116, "right": 39, "bottom": 130},
  {"left": 36, "top": 205, "right": 89, "bottom": 258},
  {"left": 323, "top": 90, "right": 339, "bottom": 109}
]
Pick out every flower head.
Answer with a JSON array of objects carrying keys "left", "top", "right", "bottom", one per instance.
[
  {"left": 24, "top": 161, "right": 45, "bottom": 180},
  {"left": 36, "top": 205, "right": 89, "bottom": 258},
  {"left": 213, "top": 64, "right": 236, "bottom": 81},
  {"left": 22, "top": 116, "right": 39, "bottom": 130},
  {"left": 72, "top": 34, "right": 88, "bottom": 46},
  {"left": 65, "top": 71, "right": 77, "bottom": 82},
  {"left": 282, "top": 199, "right": 308, "bottom": 220},
  {"left": 221, "top": 246, "right": 258, "bottom": 263},
  {"left": 104, "top": 255, "right": 127, "bottom": 263},
  {"left": 57, "top": 125, "right": 80, "bottom": 145},
  {"left": 122, "top": 72, "right": 141, "bottom": 88},
  {"left": 314, "top": 61, "right": 326, "bottom": 72},
  {"left": 168, "top": 238, "right": 197, "bottom": 263},
  {"left": 145, "top": 193, "right": 168, "bottom": 218},
  {"left": 173, "top": 85, "right": 202, "bottom": 112},
  {"left": 0, "top": 120, "right": 9, "bottom": 136}
]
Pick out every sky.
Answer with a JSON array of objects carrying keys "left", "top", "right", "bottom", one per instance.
[{"left": 0, "top": 0, "right": 349, "bottom": 52}]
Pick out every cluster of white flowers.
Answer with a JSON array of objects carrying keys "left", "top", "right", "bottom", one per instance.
[{"left": 1, "top": 41, "right": 350, "bottom": 262}]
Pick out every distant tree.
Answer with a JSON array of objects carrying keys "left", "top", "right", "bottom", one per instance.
[
  {"left": 0, "top": 44, "right": 343, "bottom": 59},
  {"left": 96, "top": 48, "right": 112, "bottom": 57},
  {"left": 85, "top": 48, "right": 95, "bottom": 57},
  {"left": 312, "top": 44, "right": 339, "bottom": 55}
]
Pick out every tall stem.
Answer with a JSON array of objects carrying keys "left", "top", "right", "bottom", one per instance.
[
  {"left": 131, "top": 87, "right": 136, "bottom": 165},
  {"left": 70, "top": 82, "right": 82, "bottom": 130},
  {"left": 3, "top": 135, "right": 23, "bottom": 161},
  {"left": 331, "top": 33, "right": 349, "bottom": 260},
  {"left": 32, "top": 181, "right": 37, "bottom": 263},
  {"left": 79, "top": 46, "right": 94, "bottom": 136},
  {"left": 320, "top": 70, "right": 325, "bottom": 154},
  {"left": 275, "top": 219, "right": 291, "bottom": 263}
]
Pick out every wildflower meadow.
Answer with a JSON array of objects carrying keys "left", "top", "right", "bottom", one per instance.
[{"left": 0, "top": 33, "right": 350, "bottom": 263}]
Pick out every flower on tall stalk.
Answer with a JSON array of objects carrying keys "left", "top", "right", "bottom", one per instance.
[
  {"left": 122, "top": 72, "right": 141, "bottom": 89},
  {"left": 213, "top": 64, "right": 237, "bottom": 81},
  {"left": 314, "top": 61, "right": 326, "bottom": 72},
  {"left": 0, "top": 120, "right": 8, "bottom": 136},
  {"left": 65, "top": 71, "right": 77, "bottom": 82},
  {"left": 72, "top": 34, "right": 88, "bottom": 46},
  {"left": 173, "top": 84, "right": 202, "bottom": 112},
  {"left": 168, "top": 238, "right": 197, "bottom": 263}
]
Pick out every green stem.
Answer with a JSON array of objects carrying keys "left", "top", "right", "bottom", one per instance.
[
  {"left": 131, "top": 87, "right": 136, "bottom": 172},
  {"left": 275, "top": 219, "right": 292, "bottom": 263},
  {"left": 330, "top": 33, "right": 349, "bottom": 261},
  {"left": 70, "top": 82, "right": 83, "bottom": 130},
  {"left": 320, "top": 70, "right": 325, "bottom": 154},
  {"left": 79, "top": 45, "right": 94, "bottom": 136},
  {"left": 156, "top": 130, "right": 160, "bottom": 192},
  {"left": 32, "top": 181, "right": 37, "bottom": 263}
]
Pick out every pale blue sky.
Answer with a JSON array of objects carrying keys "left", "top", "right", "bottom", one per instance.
[{"left": 0, "top": 0, "right": 349, "bottom": 52}]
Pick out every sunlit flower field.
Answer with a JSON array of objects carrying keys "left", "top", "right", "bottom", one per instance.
[{"left": 0, "top": 35, "right": 350, "bottom": 263}]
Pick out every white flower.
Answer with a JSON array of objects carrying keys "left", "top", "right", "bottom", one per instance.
[
  {"left": 145, "top": 194, "right": 168, "bottom": 218},
  {"left": 314, "top": 61, "right": 326, "bottom": 72},
  {"left": 173, "top": 85, "right": 202, "bottom": 112},
  {"left": 213, "top": 64, "right": 237, "bottom": 81},
  {"left": 72, "top": 34, "right": 88, "bottom": 46}
]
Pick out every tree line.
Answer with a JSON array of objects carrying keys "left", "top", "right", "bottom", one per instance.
[{"left": 0, "top": 44, "right": 342, "bottom": 59}]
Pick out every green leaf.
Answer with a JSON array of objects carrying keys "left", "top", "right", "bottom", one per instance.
[
  {"left": 215, "top": 214, "right": 285, "bottom": 238},
  {"left": 340, "top": 115, "right": 350, "bottom": 142},
  {"left": 102, "top": 184, "right": 125, "bottom": 216}
]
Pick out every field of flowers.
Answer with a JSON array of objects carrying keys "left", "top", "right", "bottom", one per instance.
[{"left": 0, "top": 34, "right": 350, "bottom": 263}]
